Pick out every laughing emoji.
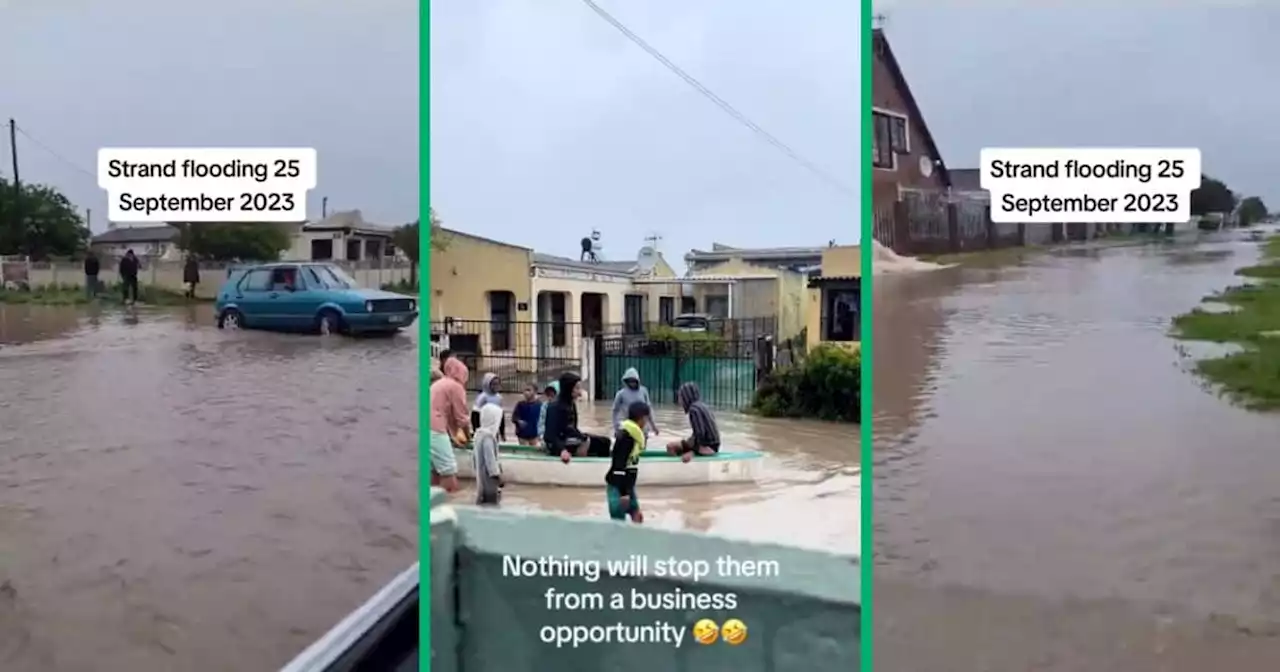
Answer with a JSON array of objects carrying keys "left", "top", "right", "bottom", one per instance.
[
  {"left": 720, "top": 618, "right": 747, "bottom": 645},
  {"left": 692, "top": 618, "right": 720, "bottom": 645}
]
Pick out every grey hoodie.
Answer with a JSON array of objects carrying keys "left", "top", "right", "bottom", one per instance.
[{"left": 611, "top": 367, "right": 658, "bottom": 434}]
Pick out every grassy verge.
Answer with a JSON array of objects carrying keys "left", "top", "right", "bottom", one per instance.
[
  {"left": 0, "top": 283, "right": 207, "bottom": 306},
  {"left": 1171, "top": 235, "right": 1280, "bottom": 409}
]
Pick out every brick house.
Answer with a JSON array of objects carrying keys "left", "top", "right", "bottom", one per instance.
[{"left": 871, "top": 27, "right": 950, "bottom": 205}]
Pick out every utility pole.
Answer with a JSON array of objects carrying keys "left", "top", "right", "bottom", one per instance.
[
  {"left": 86, "top": 208, "right": 92, "bottom": 231},
  {"left": 321, "top": 196, "right": 328, "bottom": 219},
  {"left": 8, "top": 119, "right": 20, "bottom": 234}
]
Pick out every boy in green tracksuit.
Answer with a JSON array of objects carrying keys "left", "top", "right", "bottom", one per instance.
[{"left": 605, "top": 401, "right": 650, "bottom": 523}]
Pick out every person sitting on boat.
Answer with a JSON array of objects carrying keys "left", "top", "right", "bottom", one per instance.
[
  {"left": 470, "top": 372, "right": 506, "bottom": 441},
  {"left": 606, "top": 400, "right": 650, "bottom": 524},
  {"left": 512, "top": 383, "right": 544, "bottom": 446},
  {"left": 666, "top": 381, "right": 721, "bottom": 463},
  {"left": 611, "top": 368, "right": 660, "bottom": 438},
  {"left": 543, "top": 371, "right": 612, "bottom": 462},
  {"left": 429, "top": 357, "right": 472, "bottom": 493},
  {"left": 473, "top": 403, "right": 505, "bottom": 506},
  {"left": 537, "top": 381, "right": 557, "bottom": 444}
]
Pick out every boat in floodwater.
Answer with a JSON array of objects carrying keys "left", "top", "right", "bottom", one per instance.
[
  {"left": 454, "top": 442, "right": 764, "bottom": 486},
  {"left": 279, "top": 563, "right": 418, "bottom": 672}
]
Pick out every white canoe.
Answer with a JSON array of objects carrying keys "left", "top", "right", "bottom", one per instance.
[{"left": 454, "top": 443, "right": 763, "bottom": 487}]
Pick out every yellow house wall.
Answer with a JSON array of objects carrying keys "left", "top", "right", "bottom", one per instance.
[
  {"left": 821, "top": 245, "right": 860, "bottom": 277},
  {"left": 430, "top": 231, "right": 534, "bottom": 372}
]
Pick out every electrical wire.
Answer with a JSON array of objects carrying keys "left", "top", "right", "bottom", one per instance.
[
  {"left": 578, "top": 0, "right": 856, "bottom": 197},
  {"left": 13, "top": 124, "right": 98, "bottom": 182}
]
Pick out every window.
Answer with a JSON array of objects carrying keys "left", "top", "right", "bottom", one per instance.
[
  {"left": 346, "top": 239, "right": 362, "bottom": 261},
  {"left": 549, "top": 292, "right": 567, "bottom": 347},
  {"left": 680, "top": 296, "right": 697, "bottom": 314},
  {"left": 705, "top": 295, "right": 729, "bottom": 319},
  {"left": 659, "top": 296, "right": 675, "bottom": 325},
  {"left": 823, "top": 287, "right": 859, "bottom": 342},
  {"left": 488, "top": 291, "right": 515, "bottom": 351},
  {"left": 624, "top": 294, "right": 644, "bottom": 334},
  {"left": 239, "top": 268, "right": 273, "bottom": 292},
  {"left": 310, "top": 239, "right": 334, "bottom": 260},
  {"left": 269, "top": 266, "right": 298, "bottom": 289},
  {"left": 870, "top": 111, "right": 890, "bottom": 168}
]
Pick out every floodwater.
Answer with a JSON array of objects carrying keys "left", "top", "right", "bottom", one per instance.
[
  {"left": 0, "top": 304, "right": 418, "bottom": 671},
  {"left": 455, "top": 402, "right": 860, "bottom": 555},
  {"left": 873, "top": 231, "right": 1280, "bottom": 670},
  {"left": 0, "top": 303, "right": 859, "bottom": 671}
]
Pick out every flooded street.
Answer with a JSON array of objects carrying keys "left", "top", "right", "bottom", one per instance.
[
  {"left": 0, "top": 303, "right": 857, "bottom": 671},
  {"left": 452, "top": 403, "right": 860, "bottom": 556},
  {"left": 874, "top": 233, "right": 1280, "bottom": 669},
  {"left": 0, "top": 305, "right": 418, "bottom": 672}
]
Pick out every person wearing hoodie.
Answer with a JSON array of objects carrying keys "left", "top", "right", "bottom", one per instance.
[
  {"left": 542, "top": 371, "right": 611, "bottom": 462},
  {"left": 537, "top": 381, "right": 558, "bottom": 442},
  {"left": 665, "top": 381, "right": 721, "bottom": 462},
  {"left": 470, "top": 372, "right": 506, "bottom": 442},
  {"left": 472, "top": 404, "right": 505, "bottom": 506},
  {"left": 429, "top": 357, "right": 472, "bottom": 493},
  {"left": 610, "top": 368, "right": 660, "bottom": 437}
]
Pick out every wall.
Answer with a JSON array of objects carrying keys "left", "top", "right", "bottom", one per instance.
[
  {"left": 430, "top": 229, "right": 533, "bottom": 324},
  {"left": 19, "top": 260, "right": 414, "bottom": 299},
  {"left": 91, "top": 240, "right": 181, "bottom": 261},
  {"left": 871, "top": 32, "right": 948, "bottom": 206},
  {"left": 820, "top": 246, "right": 860, "bottom": 277},
  {"left": 686, "top": 258, "right": 807, "bottom": 338},
  {"left": 429, "top": 489, "right": 860, "bottom": 672}
]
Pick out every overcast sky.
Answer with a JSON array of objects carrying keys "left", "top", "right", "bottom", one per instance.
[
  {"left": 880, "top": 2, "right": 1277, "bottom": 206},
  {"left": 431, "top": 0, "right": 861, "bottom": 267},
  {"left": 1, "top": 0, "right": 418, "bottom": 230}
]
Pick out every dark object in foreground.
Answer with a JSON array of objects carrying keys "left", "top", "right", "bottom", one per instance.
[{"left": 280, "top": 564, "right": 418, "bottom": 672}]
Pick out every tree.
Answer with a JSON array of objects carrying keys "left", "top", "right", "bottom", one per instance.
[
  {"left": 1237, "top": 196, "right": 1268, "bottom": 227},
  {"left": 1190, "top": 174, "right": 1237, "bottom": 216},
  {"left": 175, "top": 222, "right": 292, "bottom": 261},
  {"left": 0, "top": 178, "right": 90, "bottom": 259},
  {"left": 391, "top": 207, "right": 448, "bottom": 287}
]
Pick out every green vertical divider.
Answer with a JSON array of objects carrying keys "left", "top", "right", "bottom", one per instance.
[{"left": 420, "top": 1, "right": 432, "bottom": 670}]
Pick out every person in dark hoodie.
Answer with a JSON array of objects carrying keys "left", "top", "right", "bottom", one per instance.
[
  {"left": 665, "top": 381, "right": 721, "bottom": 462},
  {"left": 605, "top": 400, "right": 650, "bottom": 523},
  {"left": 118, "top": 249, "right": 140, "bottom": 304},
  {"left": 183, "top": 255, "right": 200, "bottom": 298},
  {"left": 543, "top": 371, "right": 611, "bottom": 462},
  {"left": 83, "top": 252, "right": 101, "bottom": 299}
]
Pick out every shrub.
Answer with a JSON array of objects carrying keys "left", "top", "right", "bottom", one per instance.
[
  {"left": 645, "top": 325, "right": 730, "bottom": 357},
  {"left": 751, "top": 344, "right": 860, "bottom": 422}
]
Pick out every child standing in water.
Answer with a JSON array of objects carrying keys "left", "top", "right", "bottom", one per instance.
[
  {"left": 512, "top": 384, "right": 543, "bottom": 446},
  {"left": 611, "top": 368, "right": 659, "bottom": 438},
  {"left": 472, "top": 404, "right": 505, "bottom": 506},
  {"left": 471, "top": 372, "right": 506, "bottom": 441},
  {"left": 606, "top": 401, "right": 650, "bottom": 524},
  {"left": 666, "top": 382, "right": 721, "bottom": 463}
]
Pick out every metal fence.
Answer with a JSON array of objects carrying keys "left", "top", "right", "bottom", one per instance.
[
  {"left": 594, "top": 333, "right": 771, "bottom": 409},
  {"left": 429, "top": 319, "right": 584, "bottom": 394}
]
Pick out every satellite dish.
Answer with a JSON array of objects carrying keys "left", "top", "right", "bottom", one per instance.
[
  {"left": 919, "top": 156, "right": 934, "bottom": 178},
  {"left": 636, "top": 246, "right": 657, "bottom": 276}
]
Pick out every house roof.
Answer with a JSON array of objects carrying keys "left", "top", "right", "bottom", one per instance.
[
  {"left": 532, "top": 252, "right": 637, "bottom": 275},
  {"left": 873, "top": 28, "right": 951, "bottom": 188},
  {"left": 438, "top": 227, "right": 532, "bottom": 251},
  {"left": 91, "top": 225, "right": 179, "bottom": 244},
  {"left": 304, "top": 210, "right": 394, "bottom": 236},
  {"left": 949, "top": 168, "right": 982, "bottom": 192},
  {"left": 685, "top": 244, "right": 827, "bottom": 263}
]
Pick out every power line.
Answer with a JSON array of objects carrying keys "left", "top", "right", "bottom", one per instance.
[
  {"left": 578, "top": 0, "right": 856, "bottom": 197},
  {"left": 13, "top": 124, "right": 97, "bottom": 182}
]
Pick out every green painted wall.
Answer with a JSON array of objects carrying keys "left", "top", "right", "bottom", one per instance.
[
  {"left": 430, "top": 488, "right": 860, "bottom": 671},
  {"left": 604, "top": 356, "right": 757, "bottom": 408}
]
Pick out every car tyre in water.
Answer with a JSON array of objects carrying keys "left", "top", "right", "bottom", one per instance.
[
  {"left": 316, "top": 309, "right": 343, "bottom": 336},
  {"left": 218, "top": 308, "right": 244, "bottom": 330}
]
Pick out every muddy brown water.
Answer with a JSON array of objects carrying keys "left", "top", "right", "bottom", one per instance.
[
  {"left": 0, "top": 304, "right": 418, "bottom": 671},
  {"left": 0, "top": 303, "right": 858, "bottom": 670},
  {"left": 873, "top": 232, "right": 1280, "bottom": 670}
]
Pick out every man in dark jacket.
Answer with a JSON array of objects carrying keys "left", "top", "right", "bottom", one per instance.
[
  {"left": 182, "top": 255, "right": 200, "bottom": 298},
  {"left": 542, "top": 371, "right": 611, "bottom": 462},
  {"left": 119, "top": 249, "right": 140, "bottom": 304},
  {"left": 83, "top": 252, "right": 100, "bottom": 299}
]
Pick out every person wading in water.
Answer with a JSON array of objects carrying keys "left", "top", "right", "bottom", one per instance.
[{"left": 118, "top": 249, "right": 140, "bottom": 305}]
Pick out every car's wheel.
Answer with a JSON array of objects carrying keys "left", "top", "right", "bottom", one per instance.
[
  {"left": 316, "top": 309, "right": 343, "bottom": 336},
  {"left": 218, "top": 308, "right": 244, "bottom": 330}
]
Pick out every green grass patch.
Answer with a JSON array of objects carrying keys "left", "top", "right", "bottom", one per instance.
[{"left": 1172, "top": 234, "right": 1280, "bottom": 409}]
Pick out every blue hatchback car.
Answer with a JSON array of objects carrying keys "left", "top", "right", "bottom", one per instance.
[{"left": 214, "top": 262, "right": 418, "bottom": 335}]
